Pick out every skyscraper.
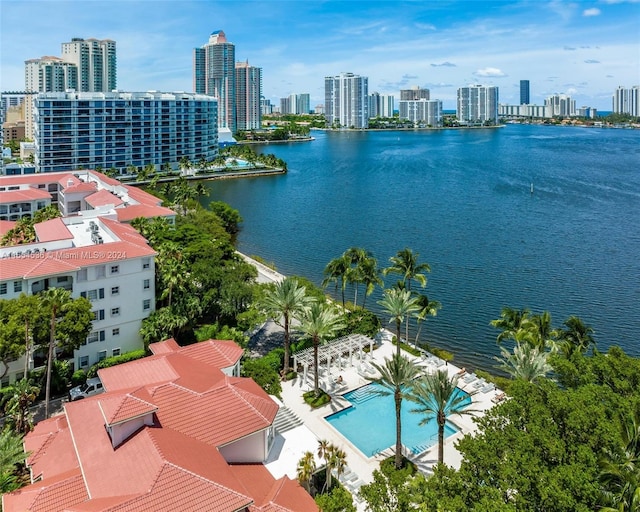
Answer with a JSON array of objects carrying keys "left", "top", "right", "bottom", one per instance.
[
  {"left": 235, "top": 61, "right": 262, "bottom": 131},
  {"left": 325, "top": 72, "right": 368, "bottom": 128},
  {"left": 61, "top": 38, "right": 117, "bottom": 92},
  {"left": 613, "top": 86, "right": 640, "bottom": 116},
  {"left": 25, "top": 56, "right": 78, "bottom": 92},
  {"left": 368, "top": 92, "right": 394, "bottom": 118},
  {"left": 400, "top": 86, "right": 430, "bottom": 101},
  {"left": 456, "top": 85, "right": 499, "bottom": 123},
  {"left": 194, "top": 30, "right": 236, "bottom": 132},
  {"left": 520, "top": 80, "right": 530, "bottom": 105},
  {"left": 545, "top": 94, "right": 576, "bottom": 117}
]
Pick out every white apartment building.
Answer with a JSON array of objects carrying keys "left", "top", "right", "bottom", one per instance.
[
  {"left": 545, "top": 94, "right": 576, "bottom": 117},
  {"left": 235, "top": 61, "right": 262, "bottom": 131},
  {"left": 400, "top": 86, "right": 430, "bottom": 101},
  {"left": 499, "top": 104, "right": 551, "bottom": 118},
  {"left": 398, "top": 99, "right": 443, "bottom": 126},
  {"left": 325, "top": 72, "right": 369, "bottom": 128},
  {"left": 0, "top": 170, "right": 174, "bottom": 385},
  {"left": 457, "top": 85, "right": 499, "bottom": 124},
  {"left": 613, "top": 86, "right": 640, "bottom": 117},
  {"left": 25, "top": 57, "right": 79, "bottom": 93},
  {"left": 280, "top": 93, "right": 311, "bottom": 115},
  {"left": 34, "top": 91, "right": 218, "bottom": 174},
  {"left": 61, "top": 38, "right": 117, "bottom": 93},
  {"left": 368, "top": 92, "right": 394, "bottom": 118}
]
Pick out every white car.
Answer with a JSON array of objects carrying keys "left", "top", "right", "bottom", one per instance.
[{"left": 68, "top": 377, "right": 104, "bottom": 401}]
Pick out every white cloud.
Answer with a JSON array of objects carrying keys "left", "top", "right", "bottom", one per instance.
[
  {"left": 474, "top": 67, "right": 507, "bottom": 77},
  {"left": 583, "top": 8, "right": 602, "bottom": 16}
]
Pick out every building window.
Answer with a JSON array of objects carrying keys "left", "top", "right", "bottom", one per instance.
[
  {"left": 95, "top": 265, "right": 106, "bottom": 279},
  {"left": 92, "top": 309, "right": 105, "bottom": 321},
  {"left": 79, "top": 356, "right": 89, "bottom": 368},
  {"left": 142, "top": 258, "right": 150, "bottom": 269},
  {"left": 99, "top": 330, "right": 106, "bottom": 342},
  {"left": 0, "top": 283, "right": 6, "bottom": 295},
  {"left": 77, "top": 268, "right": 88, "bottom": 281},
  {"left": 14, "top": 281, "right": 22, "bottom": 293},
  {"left": 111, "top": 286, "right": 119, "bottom": 295},
  {"left": 111, "top": 307, "right": 120, "bottom": 316},
  {"left": 98, "top": 350, "right": 107, "bottom": 362},
  {"left": 112, "top": 328, "right": 120, "bottom": 336},
  {"left": 110, "top": 265, "right": 119, "bottom": 274},
  {"left": 112, "top": 348, "right": 121, "bottom": 357},
  {"left": 143, "top": 279, "right": 150, "bottom": 290},
  {"left": 87, "top": 332, "right": 99, "bottom": 343},
  {"left": 143, "top": 299, "right": 151, "bottom": 311}
]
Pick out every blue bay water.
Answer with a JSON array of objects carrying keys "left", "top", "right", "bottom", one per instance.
[{"left": 205, "top": 125, "right": 640, "bottom": 370}]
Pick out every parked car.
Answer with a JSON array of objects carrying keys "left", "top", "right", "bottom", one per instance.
[{"left": 68, "top": 377, "right": 104, "bottom": 401}]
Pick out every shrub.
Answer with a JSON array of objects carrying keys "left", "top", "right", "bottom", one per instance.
[
  {"left": 315, "top": 485, "right": 356, "bottom": 512},
  {"left": 86, "top": 350, "right": 147, "bottom": 378},
  {"left": 303, "top": 390, "right": 331, "bottom": 408},
  {"left": 336, "top": 308, "right": 381, "bottom": 338},
  {"left": 71, "top": 369, "right": 87, "bottom": 387},
  {"left": 241, "top": 357, "right": 282, "bottom": 398}
]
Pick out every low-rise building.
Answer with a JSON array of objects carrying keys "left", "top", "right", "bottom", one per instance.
[{"left": 2, "top": 338, "right": 318, "bottom": 512}]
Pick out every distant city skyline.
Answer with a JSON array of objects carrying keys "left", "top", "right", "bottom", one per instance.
[{"left": 1, "top": 0, "right": 639, "bottom": 110}]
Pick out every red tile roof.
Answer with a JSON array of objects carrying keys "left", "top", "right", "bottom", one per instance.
[
  {"left": 114, "top": 204, "right": 175, "bottom": 222},
  {"left": 6, "top": 341, "right": 317, "bottom": 512},
  {"left": 0, "top": 172, "right": 74, "bottom": 187},
  {"left": 0, "top": 188, "right": 51, "bottom": 204},
  {"left": 0, "top": 220, "right": 16, "bottom": 236},
  {"left": 85, "top": 189, "right": 124, "bottom": 208},
  {"left": 63, "top": 181, "right": 97, "bottom": 193},
  {"left": 148, "top": 338, "right": 181, "bottom": 354},
  {"left": 179, "top": 339, "right": 244, "bottom": 368},
  {"left": 34, "top": 218, "right": 73, "bottom": 242}
]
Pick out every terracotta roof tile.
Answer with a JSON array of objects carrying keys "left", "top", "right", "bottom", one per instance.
[
  {"left": 0, "top": 172, "right": 74, "bottom": 187},
  {"left": 63, "top": 181, "right": 96, "bottom": 193},
  {"left": 85, "top": 189, "right": 124, "bottom": 208},
  {"left": 115, "top": 204, "right": 175, "bottom": 222},
  {"left": 148, "top": 338, "right": 180, "bottom": 354},
  {"left": 98, "top": 355, "right": 180, "bottom": 391},
  {"left": 180, "top": 339, "right": 244, "bottom": 368},
  {"left": 0, "top": 188, "right": 52, "bottom": 203},
  {"left": 0, "top": 219, "right": 16, "bottom": 236},
  {"left": 2, "top": 468, "right": 88, "bottom": 512},
  {"left": 98, "top": 394, "right": 158, "bottom": 426},
  {"left": 34, "top": 218, "right": 73, "bottom": 242}
]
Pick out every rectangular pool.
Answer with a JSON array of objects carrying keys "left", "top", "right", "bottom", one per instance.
[{"left": 324, "top": 382, "right": 467, "bottom": 457}]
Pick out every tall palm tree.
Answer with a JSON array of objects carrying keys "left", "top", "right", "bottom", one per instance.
[
  {"left": 599, "top": 408, "right": 640, "bottom": 511},
  {"left": 3, "top": 378, "right": 40, "bottom": 434},
  {"left": 558, "top": 315, "right": 595, "bottom": 357},
  {"left": 358, "top": 255, "right": 383, "bottom": 309},
  {"left": 413, "top": 294, "right": 442, "bottom": 347},
  {"left": 157, "top": 242, "right": 187, "bottom": 307},
  {"left": 260, "top": 278, "right": 313, "bottom": 375},
  {"left": 378, "top": 288, "right": 420, "bottom": 358},
  {"left": 490, "top": 307, "right": 535, "bottom": 344},
  {"left": 299, "top": 302, "right": 345, "bottom": 396},
  {"left": 369, "top": 354, "right": 421, "bottom": 469},
  {"left": 384, "top": 248, "right": 431, "bottom": 342},
  {"left": 317, "top": 440, "right": 346, "bottom": 492},
  {"left": 409, "top": 370, "right": 477, "bottom": 465},
  {"left": 322, "top": 254, "right": 350, "bottom": 307},
  {"left": 296, "top": 451, "right": 316, "bottom": 494},
  {"left": 344, "top": 247, "right": 369, "bottom": 306},
  {"left": 495, "top": 342, "right": 552, "bottom": 383},
  {"left": 41, "top": 287, "right": 72, "bottom": 419}
]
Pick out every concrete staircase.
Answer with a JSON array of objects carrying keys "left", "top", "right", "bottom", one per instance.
[{"left": 273, "top": 405, "right": 304, "bottom": 434}]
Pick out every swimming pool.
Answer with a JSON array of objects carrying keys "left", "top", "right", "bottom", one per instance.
[{"left": 325, "top": 382, "right": 470, "bottom": 457}]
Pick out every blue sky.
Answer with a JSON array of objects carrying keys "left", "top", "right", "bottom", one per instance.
[{"left": 1, "top": 0, "right": 639, "bottom": 110}]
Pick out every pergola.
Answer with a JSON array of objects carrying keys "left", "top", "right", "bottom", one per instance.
[{"left": 292, "top": 333, "right": 376, "bottom": 382}]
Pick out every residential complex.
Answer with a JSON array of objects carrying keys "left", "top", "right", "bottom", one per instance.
[
  {"left": 520, "top": 80, "right": 530, "bottom": 105},
  {"left": 3, "top": 338, "right": 317, "bottom": 512},
  {"left": 194, "top": 30, "right": 237, "bottom": 132},
  {"left": 400, "top": 86, "right": 430, "bottom": 101},
  {"left": 457, "top": 85, "right": 499, "bottom": 124},
  {"left": 545, "top": 93, "right": 576, "bottom": 117},
  {"left": 398, "top": 99, "right": 443, "bottom": 126},
  {"left": 25, "top": 38, "right": 116, "bottom": 93},
  {"left": 280, "top": 93, "right": 311, "bottom": 115},
  {"left": 368, "top": 92, "right": 394, "bottom": 118},
  {"left": 0, "top": 169, "right": 175, "bottom": 385},
  {"left": 613, "top": 85, "right": 639, "bottom": 116},
  {"left": 235, "top": 61, "right": 262, "bottom": 131},
  {"left": 33, "top": 90, "right": 218, "bottom": 174},
  {"left": 325, "top": 72, "right": 369, "bottom": 128},
  {"left": 61, "top": 38, "right": 117, "bottom": 93}
]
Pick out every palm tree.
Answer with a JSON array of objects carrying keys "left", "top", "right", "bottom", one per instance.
[
  {"left": 297, "top": 451, "right": 316, "bottom": 494},
  {"left": 377, "top": 288, "right": 421, "bottom": 358},
  {"left": 599, "top": 408, "right": 640, "bottom": 511},
  {"left": 358, "top": 255, "right": 383, "bottom": 309},
  {"left": 3, "top": 378, "right": 40, "bottom": 434},
  {"left": 490, "top": 307, "right": 535, "bottom": 344},
  {"left": 157, "top": 242, "right": 187, "bottom": 307},
  {"left": 0, "top": 429, "right": 28, "bottom": 494},
  {"left": 260, "top": 278, "right": 313, "bottom": 375},
  {"left": 384, "top": 248, "right": 431, "bottom": 342},
  {"left": 298, "top": 302, "right": 345, "bottom": 396},
  {"left": 413, "top": 294, "right": 442, "bottom": 347},
  {"left": 41, "top": 287, "right": 72, "bottom": 419},
  {"left": 368, "top": 354, "right": 421, "bottom": 469},
  {"left": 495, "top": 342, "right": 552, "bottom": 383},
  {"left": 409, "top": 370, "right": 477, "bottom": 465},
  {"left": 317, "top": 440, "right": 346, "bottom": 492},
  {"left": 558, "top": 315, "right": 595, "bottom": 357},
  {"left": 344, "top": 247, "right": 369, "bottom": 306},
  {"left": 322, "top": 254, "right": 350, "bottom": 307}
]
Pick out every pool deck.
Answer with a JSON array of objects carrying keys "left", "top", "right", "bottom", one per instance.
[{"left": 277, "top": 329, "right": 503, "bottom": 508}]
